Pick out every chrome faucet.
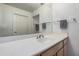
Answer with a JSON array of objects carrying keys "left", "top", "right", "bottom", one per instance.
[{"left": 37, "top": 33, "right": 44, "bottom": 39}]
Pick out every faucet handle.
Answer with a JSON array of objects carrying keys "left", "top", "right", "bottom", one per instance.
[
  {"left": 36, "top": 35, "right": 39, "bottom": 39},
  {"left": 42, "top": 35, "right": 44, "bottom": 38}
]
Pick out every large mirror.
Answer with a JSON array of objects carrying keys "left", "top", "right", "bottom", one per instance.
[{"left": 0, "top": 3, "right": 53, "bottom": 37}]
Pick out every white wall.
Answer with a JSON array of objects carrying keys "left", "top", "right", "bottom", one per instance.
[
  {"left": 32, "top": 3, "right": 53, "bottom": 33},
  {"left": 53, "top": 3, "right": 79, "bottom": 56},
  {"left": 0, "top": 4, "right": 33, "bottom": 37}
]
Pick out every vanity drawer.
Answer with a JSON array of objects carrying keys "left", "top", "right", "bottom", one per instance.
[
  {"left": 57, "top": 41, "right": 63, "bottom": 50},
  {"left": 57, "top": 48, "right": 64, "bottom": 56},
  {"left": 41, "top": 45, "right": 58, "bottom": 56},
  {"left": 41, "top": 41, "right": 63, "bottom": 56}
]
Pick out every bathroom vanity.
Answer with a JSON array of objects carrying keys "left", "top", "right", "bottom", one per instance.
[
  {"left": 0, "top": 32, "right": 68, "bottom": 56},
  {"left": 37, "top": 37, "right": 68, "bottom": 56}
]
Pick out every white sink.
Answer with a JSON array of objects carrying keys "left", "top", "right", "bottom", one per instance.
[{"left": 36, "top": 36, "right": 54, "bottom": 44}]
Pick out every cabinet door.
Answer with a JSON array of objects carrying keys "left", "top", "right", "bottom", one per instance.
[
  {"left": 64, "top": 38, "right": 68, "bottom": 56},
  {"left": 41, "top": 46, "right": 58, "bottom": 56},
  {"left": 41, "top": 41, "right": 63, "bottom": 56},
  {"left": 57, "top": 48, "right": 64, "bottom": 56},
  {"left": 64, "top": 45, "right": 68, "bottom": 56}
]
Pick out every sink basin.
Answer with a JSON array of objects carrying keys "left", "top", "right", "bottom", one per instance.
[{"left": 36, "top": 36, "right": 54, "bottom": 44}]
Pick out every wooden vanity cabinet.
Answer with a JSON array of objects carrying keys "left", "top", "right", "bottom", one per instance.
[
  {"left": 64, "top": 44, "right": 68, "bottom": 56},
  {"left": 63, "top": 38, "right": 68, "bottom": 56},
  {"left": 38, "top": 37, "right": 68, "bottom": 56},
  {"left": 40, "top": 41, "right": 63, "bottom": 56},
  {"left": 57, "top": 48, "right": 64, "bottom": 56},
  {"left": 57, "top": 38, "right": 68, "bottom": 56}
]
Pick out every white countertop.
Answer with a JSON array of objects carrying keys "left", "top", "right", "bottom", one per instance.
[{"left": 0, "top": 32, "right": 68, "bottom": 56}]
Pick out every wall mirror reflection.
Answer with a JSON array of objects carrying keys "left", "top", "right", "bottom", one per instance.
[{"left": 0, "top": 3, "right": 53, "bottom": 37}]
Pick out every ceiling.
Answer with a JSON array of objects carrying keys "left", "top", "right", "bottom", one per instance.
[{"left": 5, "top": 3, "right": 43, "bottom": 12}]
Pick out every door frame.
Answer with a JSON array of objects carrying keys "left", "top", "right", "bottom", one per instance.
[{"left": 12, "top": 13, "right": 28, "bottom": 35}]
